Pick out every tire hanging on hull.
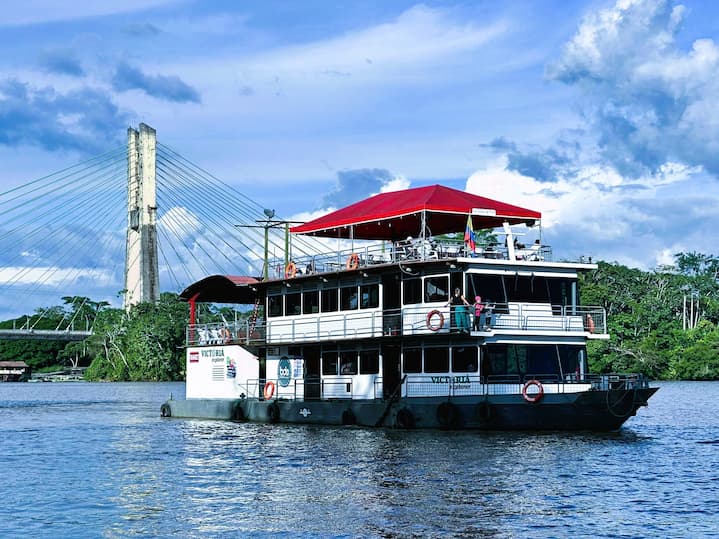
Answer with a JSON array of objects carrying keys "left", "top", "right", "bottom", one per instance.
[
  {"left": 475, "top": 401, "right": 493, "bottom": 422},
  {"left": 267, "top": 402, "right": 280, "bottom": 423},
  {"left": 437, "top": 402, "right": 459, "bottom": 428},
  {"left": 396, "top": 407, "right": 415, "bottom": 429}
]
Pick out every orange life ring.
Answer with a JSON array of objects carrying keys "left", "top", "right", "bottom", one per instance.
[
  {"left": 284, "top": 262, "right": 297, "bottom": 279},
  {"left": 522, "top": 379, "right": 544, "bottom": 403},
  {"left": 264, "top": 381, "right": 276, "bottom": 400},
  {"left": 426, "top": 309, "right": 445, "bottom": 331},
  {"left": 346, "top": 253, "right": 360, "bottom": 270}
]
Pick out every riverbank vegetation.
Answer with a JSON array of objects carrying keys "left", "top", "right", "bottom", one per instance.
[{"left": 1, "top": 252, "right": 718, "bottom": 381}]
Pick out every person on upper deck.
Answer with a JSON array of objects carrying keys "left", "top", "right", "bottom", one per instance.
[{"left": 447, "top": 288, "right": 470, "bottom": 333}]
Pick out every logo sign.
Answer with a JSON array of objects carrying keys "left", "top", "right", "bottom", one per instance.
[
  {"left": 278, "top": 357, "right": 292, "bottom": 387},
  {"left": 189, "top": 351, "right": 199, "bottom": 363},
  {"left": 226, "top": 358, "right": 236, "bottom": 379},
  {"left": 299, "top": 408, "right": 312, "bottom": 418}
]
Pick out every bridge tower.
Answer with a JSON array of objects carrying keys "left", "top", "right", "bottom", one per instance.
[{"left": 124, "top": 123, "right": 160, "bottom": 309}]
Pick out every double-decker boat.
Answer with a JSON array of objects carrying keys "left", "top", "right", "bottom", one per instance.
[{"left": 162, "top": 185, "right": 657, "bottom": 430}]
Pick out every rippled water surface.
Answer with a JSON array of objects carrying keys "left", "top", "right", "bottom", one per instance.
[{"left": 1, "top": 381, "right": 718, "bottom": 538}]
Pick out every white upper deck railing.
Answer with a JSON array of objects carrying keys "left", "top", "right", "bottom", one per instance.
[
  {"left": 270, "top": 238, "right": 554, "bottom": 278},
  {"left": 186, "top": 303, "right": 606, "bottom": 346}
]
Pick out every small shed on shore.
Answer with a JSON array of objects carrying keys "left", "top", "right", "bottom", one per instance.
[{"left": 0, "top": 361, "right": 31, "bottom": 382}]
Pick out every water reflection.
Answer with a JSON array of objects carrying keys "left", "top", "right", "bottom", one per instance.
[{"left": 2, "top": 382, "right": 719, "bottom": 538}]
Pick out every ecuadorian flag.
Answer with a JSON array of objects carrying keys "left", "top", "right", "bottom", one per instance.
[{"left": 464, "top": 215, "right": 476, "bottom": 251}]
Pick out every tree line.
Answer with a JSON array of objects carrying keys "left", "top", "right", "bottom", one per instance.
[{"left": 1, "top": 251, "right": 718, "bottom": 381}]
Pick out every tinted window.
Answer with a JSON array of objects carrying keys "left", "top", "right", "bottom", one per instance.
[
  {"left": 403, "top": 278, "right": 421, "bottom": 304},
  {"left": 425, "top": 276, "right": 449, "bottom": 303},
  {"left": 340, "top": 286, "right": 358, "bottom": 310},
  {"left": 339, "top": 351, "right": 357, "bottom": 375},
  {"left": 403, "top": 348, "right": 422, "bottom": 373},
  {"left": 424, "top": 348, "right": 449, "bottom": 373},
  {"left": 285, "top": 292, "right": 301, "bottom": 316},
  {"left": 321, "top": 288, "right": 338, "bottom": 312},
  {"left": 268, "top": 295, "right": 282, "bottom": 317},
  {"left": 359, "top": 350, "right": 379, "bottom": 374},
  {"left": 360, "top": 284, "right": 379, "bottom": 309},
  {"left": 452, "top": 346, "right": 478, "bottom": 373},
  {"left": 303, "top": 290, "right": 319, "bottom": 314},
  {"left": 322, "top": 351, "right": 338, "bottom": 376}
]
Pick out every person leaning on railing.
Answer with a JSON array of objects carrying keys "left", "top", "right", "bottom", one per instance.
[{"left": 447, "top": 288, "right": 470, "bottom": 332}]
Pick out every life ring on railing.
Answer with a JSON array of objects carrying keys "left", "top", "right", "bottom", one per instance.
[
  {"left": 284, "top": 262, "right": 297, "bottom": 279},
  {"left": 346, "top": 253, "right": 360, "bottom": 270},
  {"left": 522, "top": 379, "right": 544, "bottom": 403},
  {"left": 263, "top": 380, "right": 276, "bottom": 400},
  {"left": 586, "top": 314, "right": 595, "bottom": 334},
  {"left": 426, "top": 309, "right": 444, "bottom": 331}
]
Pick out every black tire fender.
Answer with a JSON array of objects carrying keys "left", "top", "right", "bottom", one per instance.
[
  {"left": 437, "top": 402, "right": 459, "bottom": 428},
  {"left": 396, "top": 407, "right": 415, "bottom": 429}
]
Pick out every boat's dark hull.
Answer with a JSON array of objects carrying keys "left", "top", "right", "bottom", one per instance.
[{"left": 162, "top": 387, "right": 658, "bottom": 431}]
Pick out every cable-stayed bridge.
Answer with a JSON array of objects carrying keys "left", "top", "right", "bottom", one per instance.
[{"left": 0, "top": 124, "right": 326, "bottom": 340}]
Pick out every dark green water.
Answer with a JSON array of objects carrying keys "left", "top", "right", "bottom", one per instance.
[{"left": 1, "top": 381, "right": 717, "bottom": 538}]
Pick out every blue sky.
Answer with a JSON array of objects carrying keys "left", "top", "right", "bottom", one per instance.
[{"left": 3, "top": 0, "right": 719, "bottom": 288}]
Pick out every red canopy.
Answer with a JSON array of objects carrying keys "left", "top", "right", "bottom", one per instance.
[{"left": 290, "top": 184, "right": 541, "bottom": 240}]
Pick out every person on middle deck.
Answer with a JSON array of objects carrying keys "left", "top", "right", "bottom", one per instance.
[
  {"left": 447, "top": 288, "right": 470, "bottom": 332},
  {"left": 473, "top": 296, "right": 484, "bottom": 331}
]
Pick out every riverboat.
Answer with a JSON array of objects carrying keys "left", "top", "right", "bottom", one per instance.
[{"left": 162, "top": 184, "right": 657, "bottom": 430}]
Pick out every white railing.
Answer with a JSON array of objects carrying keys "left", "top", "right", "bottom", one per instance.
[
  {"left": 237, "top": 373, "right": 651, "bottom": 403},
  {"left": 186, "top": 304, "right": 607, "bottom": 346},
  {"left": 269, "top": 239, "right": 554, "bottom": 278}
]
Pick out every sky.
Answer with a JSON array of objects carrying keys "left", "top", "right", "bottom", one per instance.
[{"left": 3, "top": 0, "right": 719, "bottom": 297}]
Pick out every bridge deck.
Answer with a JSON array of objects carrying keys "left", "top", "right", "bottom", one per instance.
[{"left": 0, "top": 329, "right": 92, "bottom": 341}]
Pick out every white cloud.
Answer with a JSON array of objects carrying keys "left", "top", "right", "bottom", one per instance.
[
  {"left": 466, "top": 155, "right": 718, "bottom": 268},
  {"left": 0, "top": 1, "right": 180, "bottom": 26},
  {"left": 158, "top": 206, "right": 201, "bottom": 240},
  {"left": 547, "top": 0, "right": 719, "bottom": 177},
  {"left": 0, "top": 266, "right": 113, "bottom": 286}
]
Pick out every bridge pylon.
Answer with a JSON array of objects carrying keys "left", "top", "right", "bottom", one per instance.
[{"left": 124, "top": 123, "right": 160, "bottom": 310}]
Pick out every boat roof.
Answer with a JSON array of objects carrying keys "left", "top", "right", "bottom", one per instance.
[
  {"left": 290, "top": 184, "right": 541, "bottom": 240},
  {"left": 179, "top": 275, "right": 259, "bottom": 303}
]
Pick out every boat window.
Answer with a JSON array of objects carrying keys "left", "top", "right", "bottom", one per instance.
[
  {"left": 339, "top": 351, "right": 357, "bottom": 375},
  {"left": 466, "top": 274, "right": 506, "bottom": 305},
  {"left": 558, "top": 345, "right": 584, "bottom": 376},
  {"left": 321, "top": 288, "right": 338, "bottom": 312},
  {"left": 340, "top": 286, "right": 359, "bottom": 310},
  {"left": 483, "top": 344, "right": 567, "bottom": 380},
  {"left": 322, "top": 351, "right": 339, "bottom": 376},
  {"left": 303, "top": 290, "right": 319, "bottom": 314},
  {"left": 360, "top": 284, "right": 379, "bottom": 309},
  {"left": 424, "top": 348, "right": 449, "bottom": 373},
  {"left": 359, "top": 350, "right": 379, "bottom": 374},
  {"left": 403, "top": 348, "right": 422, "bottom": 373},
  {"left": 547, "top": 278, "right": 573, "bottom": 306},
  {"left": 424, "top": 276, "right": 449, "bottom": 303},
  {"left": 403, "top": 278, "right": 422, "bottom": 304},
  {"left": 451, "top": 346, "right": 478, "bottom": 373},
  {"left": 285, "top": 292, "right": 301, "bottom": 316},
  {"left": 268, "top": 295, "right": 283, "bottom": 317},
  {"left": 504, "top": 275, "right": 549, "bottom": 303}
]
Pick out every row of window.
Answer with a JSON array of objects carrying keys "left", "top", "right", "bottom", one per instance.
[
  {"left": 403, "top": 274, "right": 576, "bottom": 305},
  {"left": 322, "top": 350, "right": 380, "bottom": 376},
  {"left": 268, "top": 284, "right": 380, "bottom": 317},
  {"left": 316, "top": 344, "right": 584, "bottom": 377},
  {"left": 267, "top": 273, "right": 578, "bottom": 318}
]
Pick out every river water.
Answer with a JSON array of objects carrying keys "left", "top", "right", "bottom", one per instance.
[{"left": 1, "top": 381, "right": 717, "bottom": 538}]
